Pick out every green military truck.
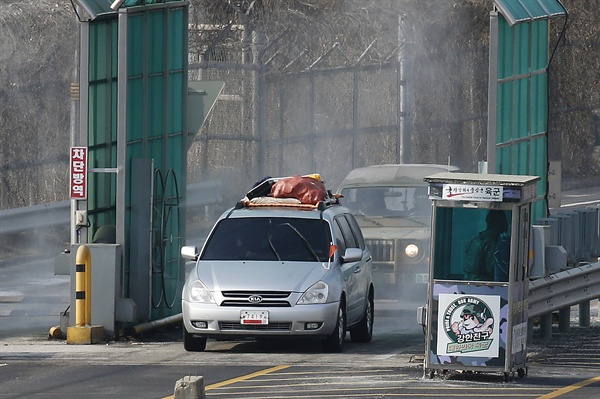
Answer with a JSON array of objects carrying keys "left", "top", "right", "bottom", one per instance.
[{"left": 336, "top": 164, "right": 459, "bottom": 305}]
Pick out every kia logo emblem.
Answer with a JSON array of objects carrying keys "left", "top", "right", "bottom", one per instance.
[{"left": 248, "top": 295, "right": 263, "bottom": 303}]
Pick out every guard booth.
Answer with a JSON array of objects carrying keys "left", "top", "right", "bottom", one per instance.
[{"left": 421, "top": 172, "right": 539, "bottom": 381}]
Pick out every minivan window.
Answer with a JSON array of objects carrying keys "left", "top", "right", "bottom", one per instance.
[
  {"left": 201, "top": 217, "right": 332, "bottom": 262},
  {"left": 345, "top": 214, "right": 366, "bottom": 249},
  {"left": 331, "top": 220, "right": 347, "bottom": 255},
  {"left": 335, "top": 216, "right": 358, "bottom": 249}
]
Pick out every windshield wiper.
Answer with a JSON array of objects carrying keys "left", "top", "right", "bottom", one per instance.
[
  {"left": 279, "top": 223, "right": 321, "bottom": 262},
  {"left": 268, "top": 219, "right": 282, "bottom": 261}
]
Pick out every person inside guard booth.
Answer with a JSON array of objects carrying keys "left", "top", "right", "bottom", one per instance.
[{"left": 463, "top": 210, "right": 509, "bottom": 281}]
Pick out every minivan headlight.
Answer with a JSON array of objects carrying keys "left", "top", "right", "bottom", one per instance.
[
  {"left": 297, "top": 281, "right": 328, "bottom": 304},
  {"left": 188, "top": 280, "right": 215, "bottom": 303}
]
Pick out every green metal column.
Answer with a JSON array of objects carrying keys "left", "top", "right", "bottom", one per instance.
[
  {"left": 488, "top": 0, "right": 566, "bottom": 223},
  {"left": 87, "top": 18, "right": 119, "bottom": 242},
  {"left": 119, "top": 3, "right": 189, "bottom": 319},
  {"left": 76, "top": 0, "right": 189, "bottom": 323}
]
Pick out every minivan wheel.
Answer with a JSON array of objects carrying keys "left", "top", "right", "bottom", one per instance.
[
  {"left": 323, "top": 304, "right": 346, "bottom": 353},
  {"left": 350, "top": 292, "right": 374, "bottom": 343},
  {"left": 183, "top": 329, "right": 207, "bottom": 352}
]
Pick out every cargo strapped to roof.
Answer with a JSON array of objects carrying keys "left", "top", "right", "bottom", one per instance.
[
  {"left": 243, "top": 197, "right": 320, "bottom": 210},
  {"left": 236, "top": 174, "right": 340, "bottom": 210}
]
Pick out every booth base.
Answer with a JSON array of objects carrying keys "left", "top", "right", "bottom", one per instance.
[
  {"left": 424, "top": 364, "right": 527, "bottom": 382},
  {"left": 66, "top": 325, "right": 105, "bottom": 344}
]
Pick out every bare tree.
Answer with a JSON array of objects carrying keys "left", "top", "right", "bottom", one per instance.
[{"left": 0, "top": 0, "right": 76, "bottom": 210}]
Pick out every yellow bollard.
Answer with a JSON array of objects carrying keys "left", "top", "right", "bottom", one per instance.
[
  {"left": 75, "top": 245, "right": 90, "bottom": 327},
  {"left": 67, "top": 245, "right": 104, "bottom": 344}
]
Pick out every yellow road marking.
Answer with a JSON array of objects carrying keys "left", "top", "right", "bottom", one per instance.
[
  {"left": 162, "top": 369, "right": 598, "bottom": 398},
  {"left": 206, "top": 365, "right": 290, "bottom": 390},
  {"left": 161, "top": 365, "right": 289, "bottom": 398},
  {"left": 536, "top": 375, "right": 600, "bottom": 399}
]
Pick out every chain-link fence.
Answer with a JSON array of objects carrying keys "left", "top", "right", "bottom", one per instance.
[
  {"left": 188, "top": 49, "right": 404, "bottom": 198},
  {"left": 1, "top": 0, "right": 599, "bottom": 211}
]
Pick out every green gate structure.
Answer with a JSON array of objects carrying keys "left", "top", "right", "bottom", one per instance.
[
  {"left": 487, "top": 0, "right": 566, "bottom": 222},
  {"left": 72, "top": 0, "right": 190, "bottom": 326}
]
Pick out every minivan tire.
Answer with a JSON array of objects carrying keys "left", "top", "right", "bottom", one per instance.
[
  {"left": 323, "top": 303, "right": 346, "bottom": 353},
  {"left": 183, "top": 329, "right": 207, "bottom": 352},
  {"left": 350, "top": 291, "right": 374, "bottom": 343}
]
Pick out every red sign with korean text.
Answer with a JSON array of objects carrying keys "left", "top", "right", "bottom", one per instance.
[{"left": 70, "top": 147, "right": 87, "bottom": 199}]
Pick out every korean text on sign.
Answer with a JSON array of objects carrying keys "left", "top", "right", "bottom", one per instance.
[{"left": 70, "top": 147, "right": 87, "bottom": 199}]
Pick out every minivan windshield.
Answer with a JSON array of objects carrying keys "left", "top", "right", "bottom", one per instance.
[{"left": 201, "top": 217, "right": 332, "bottom": 262}]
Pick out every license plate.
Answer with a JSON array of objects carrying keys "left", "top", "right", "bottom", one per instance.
[
  {"left": 240, "top": 310, "right": 269, "bottom": 325},
  {"left": 415, "top": 273, "right": 428, "bottom": 284}
]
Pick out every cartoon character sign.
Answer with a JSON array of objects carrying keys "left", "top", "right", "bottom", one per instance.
[{"left": 437, "top": 294, "right": 500, "bottom": 358}]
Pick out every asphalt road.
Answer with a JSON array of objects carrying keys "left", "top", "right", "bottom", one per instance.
[
  {"left": 1, "top": 280, "right": 599, "bottom": 399},
  {"left": 0, "top": 315, "right": 599, "bottom": 399}
]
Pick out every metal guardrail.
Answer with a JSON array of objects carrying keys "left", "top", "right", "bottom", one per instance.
[
  {"left": 0, "top": 180, "right": 223, "bottom": 235},
  {"left": 528, "top": 205, "right": 599, "bottom": 332},
  {"left": 0, "top": 200, "right": 70, "bottom": 233},
  {"left": 535, "top": 205, "right": 600, "bottom": 267},
  {"left": 528, "top": 261, "right": 600, "bottom": 319}
]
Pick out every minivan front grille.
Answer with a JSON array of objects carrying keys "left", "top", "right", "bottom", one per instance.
[
  {"left": 220, "top": 300, "right": 291, "bottom": 307},
  {"left": 221, "top": 291, "right": 291, "bottom": 298},
  {"left": 219, "top": 322, "right": 292, "bottom": 332},
  {"left": 220, "top": 291, "right": 292, "bottom": 307}
]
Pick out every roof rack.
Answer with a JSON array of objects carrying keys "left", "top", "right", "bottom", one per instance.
[{"left": 235, "top": 175, "right": 341, "bottom": 210}]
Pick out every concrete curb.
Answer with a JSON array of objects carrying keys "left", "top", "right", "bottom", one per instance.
[{"left": 174, "top": 376, "right": 205, "bottom": 399}]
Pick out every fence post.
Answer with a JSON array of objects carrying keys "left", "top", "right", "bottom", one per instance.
[
  {"left": 558, "top": 307, "right": 571, "bottom": 333},
  {"left": 540, "top": 313, "right": 553, "bottom": 339},
  {"left": 579, "top": 301, "right": 591, "bottom": 327}
]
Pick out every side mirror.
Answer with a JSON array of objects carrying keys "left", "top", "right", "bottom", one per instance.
[
  {"left": 341, "top": 247, "right": 362, "bottom": 263},
  {"left": 181, "top": 246, "right": 199, "bottom": 261}
]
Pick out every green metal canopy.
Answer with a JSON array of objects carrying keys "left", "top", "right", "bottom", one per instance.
[
  {"left": 72, "top": 0, "right": 116, "bottom": 20},
  {"left": 73, "top": 0, "right": 180, "bottom": 21},
  {"left": 493, "top": 0, "right": 567, "bottom": 26}
]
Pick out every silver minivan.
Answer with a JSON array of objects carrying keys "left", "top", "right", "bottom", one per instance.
[{"left": 181, "top": 192, "right": 374, "bottom": 353}]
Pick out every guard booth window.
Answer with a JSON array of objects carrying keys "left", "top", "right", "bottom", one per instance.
[{"left": 433, "top": 207, "right": 512, "bottom": 282}]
